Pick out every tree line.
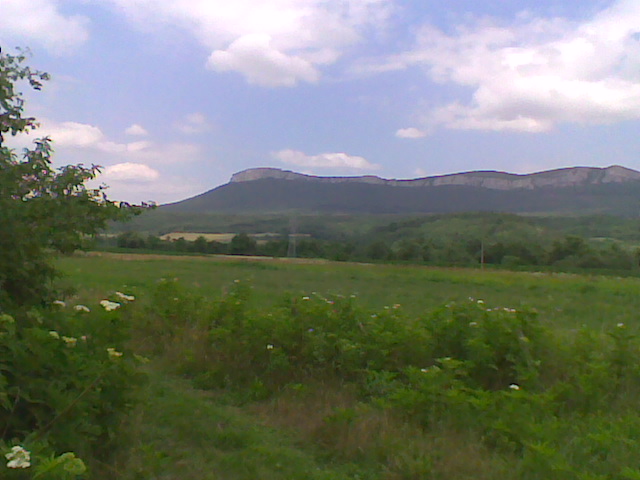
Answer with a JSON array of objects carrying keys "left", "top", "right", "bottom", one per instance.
[{"left": 105, "top": 230, "right": 640, "bottom": 272}]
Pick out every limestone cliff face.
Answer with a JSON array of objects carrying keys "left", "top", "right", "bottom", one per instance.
[{"left": 229, "top": 166, "right": 640, "bottom": 191}]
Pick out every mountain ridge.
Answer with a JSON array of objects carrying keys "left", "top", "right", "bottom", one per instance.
[
  {"left": 229, "top": 165, "right": 640, "bottom": 191},
  {"left": 160, "top": 164, "right": 640, "bottom": 216}
]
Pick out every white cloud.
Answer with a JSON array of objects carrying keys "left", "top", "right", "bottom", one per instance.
[
  {"left": 370, "top": 0, "right": 640, "bottom": 132},
  {"left": 396, "top": 127, "right": 427, "bottom": 139},
  {"left": 272, "top": 149, "right": 379, "bottom": 170},
  {"left": 29, "top": 120, "right": 156, "bottom": 154},
  {"left": 0, "top": 0, "right": 89, "bottom": 54},
  {"left": 44, "top": 121, "right": 104, "bottom": 147},
  {"left": 125, "top": 124, "right": 148, "bottom": 136},
  {"left": 176, "top": 113, "right": 211, "bottom": 134},
  {"left": 101, "top": 0, "right": 393, "bottom": 86},
  {"left": 102, "top": 162, "right": 160, "bottom": 182},
  {"left": 207, "top": 34, "right": 319, "bottom": 87}
]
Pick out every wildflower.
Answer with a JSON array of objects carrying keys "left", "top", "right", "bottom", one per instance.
[
  {"left": 308, "top": 328, "right": 314, "bottom": 333},
  {"left": 74, "top": 304, "right": 90, "bottom": 313},
  {"left": 509, "top": 384, "right": 520, "bottom": 391},
  {"left": 53, "top": 300, "right": 66, "bottom": 307},
  {"left": 393, "top": 303, "right": 401, "bottom": 309},
  {"left": 420, "top": 368, "right": 429, "bottom": 373},
  {"left": 302, "top": 296, "right": 310, "bottom": 301},
  {"left": 5, "top": 445, "right": 30, "bottom": 469},
  {"left": 100, "top": 300, "right": 121, "bottom": 311},
  {"left": 62, "top": 336, "right": 77, "bottom": 347},
  {"left": 477, "top": 300, "right": 484, "bottom": 305},
  {"left": 49, "top": 331, "right": 60, "bottom": 339},
  {"left": 617, "top": 323, "right": 625, "bottom": 328},
  {"left": 266, "top": 344, "right": 274, "bottom": 350},
  {"left": 469, "top": 321, "right": 478, "bottom": 327},
  {"left": 107, "top": 347, "right": 123, "bottom": 359},
  {"left": 115, "top": 291, "right": 135, "bottom": 302}
]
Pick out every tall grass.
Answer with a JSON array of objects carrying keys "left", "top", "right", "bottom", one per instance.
[{"left": 59, "top": 253, "right": 640, "bottom": 479}]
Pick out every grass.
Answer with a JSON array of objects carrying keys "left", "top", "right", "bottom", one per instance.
[
  {"left": 111, "top": 369, "right": 361, "bottom": 480},
  {"left": 58, "top": 252, "right": 640, "bottom": 330},
  {"left": 56, "top": 252, "right": 640, "bottom": 479}
]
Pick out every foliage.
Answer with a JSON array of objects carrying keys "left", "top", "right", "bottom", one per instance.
[
  {"left": 104, "top": 212, "right": 640, "bottom": 275},
  {"left": 0, "top": 47, "right": 140, "bottom": 307},
  {"left": 0, "top": 48, "right": 145, "bottom": 478},
  {"left": 0, "top": 295, "right": 143, "bottom": 477},
  {"left": 125, "top": 272, "right": 640, "bottom": 479}
]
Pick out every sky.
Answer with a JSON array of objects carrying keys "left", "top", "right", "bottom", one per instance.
[{"left": 1, "top": 0, "right": 639, "bottom": 204}]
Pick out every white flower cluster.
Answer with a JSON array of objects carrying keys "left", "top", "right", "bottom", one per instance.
[
  {"left": 100, "top": 300, "right": 121, "bottom": 311},
  {"left": 107, "top": 347, "right": 123, "bottom": 359},
  {"left": 5, "top": 445, "right": 30, "bottom": 469},
  {"left": 115, "top": 291, "right": 135, "bottom": 302}
]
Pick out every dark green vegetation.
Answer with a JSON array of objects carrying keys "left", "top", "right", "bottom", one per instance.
[
  {"left": 160, "top": 176, "right": 640, "bottom": 216},
  {"left": 57, "top": 253, "right": 640, "bottom": 479},
  {"left": 1, "top": 48, "right": 141, "bottom": 478},
  {"left": 108, "top": 212, "right": 640, "bottom": 273}
]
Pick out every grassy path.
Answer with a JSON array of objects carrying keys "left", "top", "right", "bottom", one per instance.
[{"left": 114, "top": 369, "right": 361, "bottom": 480}]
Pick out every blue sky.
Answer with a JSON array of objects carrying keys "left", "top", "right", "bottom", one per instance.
[{"left": 2, "top": 0, "right": 639, "bottom": 203}]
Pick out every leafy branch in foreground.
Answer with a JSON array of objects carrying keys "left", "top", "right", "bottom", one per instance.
[{"left": 0, "top": 47, "right": 143, "bottom": 307}]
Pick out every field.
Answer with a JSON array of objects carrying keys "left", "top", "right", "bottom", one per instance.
[
  {"left": 56, "top": 253, "right": 640, "bottom": 479},
  {"left": 60, "top": 252, "right": 640, "bottom": 329}
]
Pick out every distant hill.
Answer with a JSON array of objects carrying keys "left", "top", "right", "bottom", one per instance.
[{"left": 161, "top": 165, "right": 640, "bottom": 216}]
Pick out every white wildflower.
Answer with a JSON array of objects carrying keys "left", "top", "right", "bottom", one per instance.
[
  {"left": 115, "top": 292, "right": 135, "bottom": 302},
  {"left": 107, "top": 347, "right": 123, "bottom": 359},
  {"left": 5, "top": 445, "right": 30, "bottom": 469},
  {"left": 49, "top": 331, "right": 60, "bottom": 339},
  {"left": 469, "top": 321, "right": 478, "bottom": 327},
  {"left": 62, "top": 336, "right": 77, "bottom": 347},
  {"left": 100, "top": 300, "right": 121, "bottom": 311},
  {"left": 74, "top": 304, "right": 90, "bottom": 313},
  {"left": 302, "top": 296, "right": 310, "bottom": 301},
  {"left": 266, "top": 344, "right": 274, "bottom": 350},
  {"left": 617, "top": 323, "right": 625, "bottom": 328},
  {"left": 477, "top": 300, "right": 484, "bottom": 305},
  {"left": 509, "top": 384, "right": 520, "bottom": 391},
  {"left": 52, "top": 300, "right": 66, "bottom": 307}
]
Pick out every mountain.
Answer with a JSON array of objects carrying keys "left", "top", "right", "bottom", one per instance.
[{"left": 162, "top": 165, "right": 640, "bottom": 216}]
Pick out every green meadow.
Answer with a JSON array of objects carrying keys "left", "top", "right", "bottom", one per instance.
[
  {"left": 60, "top": 252, "right": 640, "bottom": 330},
  {"left": 53, "top": 253, "right": 640, "bottom": 479}
]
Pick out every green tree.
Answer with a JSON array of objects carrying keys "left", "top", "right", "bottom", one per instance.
[
  {"left": 229, "top": 233, "right": 257, "bottom": 255},
  {"left": 0, "top": 48, "right": 138, "bottom": 307}
]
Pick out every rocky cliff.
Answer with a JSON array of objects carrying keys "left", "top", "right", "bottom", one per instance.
[{"left": 230, "top": 165, "right": 640, "bottom": 191}]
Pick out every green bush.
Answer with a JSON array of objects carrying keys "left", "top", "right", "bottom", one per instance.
[{"left": 0, "top": 48, "right": 145, "bottom": 477}]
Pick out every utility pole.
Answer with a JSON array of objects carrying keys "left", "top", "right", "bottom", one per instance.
[{"left": 287, "top": 217, "right": 297, "bottom": 258}]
